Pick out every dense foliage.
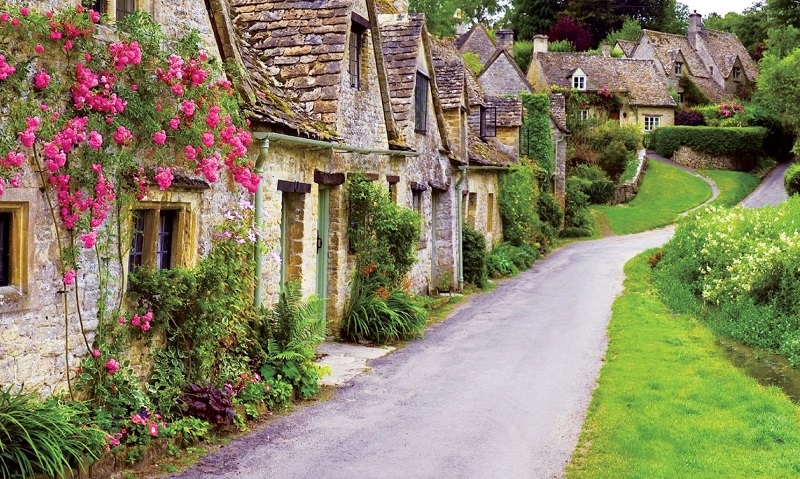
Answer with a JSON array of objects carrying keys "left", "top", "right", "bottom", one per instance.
[
  {"left": 487, "top": 242, "right": 539, "bottom": 278},
  {"left": 652, "top": 126, "right": 766, "bottom": 169},
  {"left": 462, "top": 224, "right": 488, "bottom": 288},
  {"left": 653, "top": 199, "right": 800, "bottom": 366},
  {"left": 519, "top": 94, "right": 554, "bottom": 176},
  {"left": 564, "top": 177, "right": 592, "bottom": 232},
  {"left": 498, "top": 159, "right": 543, "bottom": 246},
  {"left": 677, "top": 76, "right": 712, "bottom": 107},
  {"left": 785, "top": 163, "right": 800, "bottom": 196},
  {"left": 569, "top": 164, "right": 615, "bottom": 204},
  {"left": 547, "top": 16, "right": 592, "bottom": 51}
]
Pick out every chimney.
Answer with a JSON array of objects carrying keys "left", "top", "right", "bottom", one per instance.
[
  {"left": 688, "top": 10, "right": 702, "bottom": 48},
  {"left": 533, "top": 34, "right": 549, "bottom": 54},
  {"left": 601, "top": 44, "right": 610, "bottom": 57},
  {"left": 496, "top": 29, "right": 514, "bottom": 54},
  {"left": 393, "top": 0, "right": 408, "bottom": 14}
]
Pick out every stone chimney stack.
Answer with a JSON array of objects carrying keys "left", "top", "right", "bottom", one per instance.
[
  {"left": 688, "top": 10, "right": 702, "bottom": 48},
  {"left": 533, "top": 34, "right": 549, "bottom": 54},
  {"left": 496, "top": 29, "right": 514, "bottom": 54},
  {"left": 393, "top": 0, "right": 408, "bottom": 14},
  {"left": 601, "top": 44, "right": 610, "bottom": 57}
]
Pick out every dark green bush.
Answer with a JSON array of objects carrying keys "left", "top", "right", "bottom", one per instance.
[
  {"left": 598, "top": 139, "right": 628, "bottom": 181},
  {"left": 536, "top": 191, "right": 563, "bottom": 233},
  {"left": 570, "top": 164, "right": 615, "bottom": 203},
  {"left": 559, "top": 227, "right": 593, "bottom": 238},
  {"left": 678, "top": 75, "right": 712, "bottom": 106},
  {"left": 589, "top": 121, "right": 641, "bottom": 152},
  {"left": 785, "top": 163, "right": 800, "bottom": 196},
  {"left": 652, "top": 126, "right": 766, "bottom": 170},
  {"left": 499, "top": 160, "right": 542, "bottom": 246},
  {"left": 463, "top": 224, "right": 488, "bottom": 288},
  {"left": 513, "top": 41, "right": 533, "bottom": 74},
  {"left": 564, "top": 177, "right": 592, "bottom": 230}
]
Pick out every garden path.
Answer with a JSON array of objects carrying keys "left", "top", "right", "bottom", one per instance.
[{"left": 740, "top": 161, "right": 790, "bottom": 208}]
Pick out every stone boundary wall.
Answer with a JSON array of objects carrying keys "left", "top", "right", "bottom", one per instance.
[
  {"left": 614, "top": 149, "right": 649, "bottom": 204},
  {"left": 672, "top": 146, "right": 740, "bottom": 170}
]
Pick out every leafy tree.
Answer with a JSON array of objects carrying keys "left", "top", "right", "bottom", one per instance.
[
  {"left": 705, "top": 3, "right": 769, "bottom": 57},
  {"left": 658, "top": 0, "right": 689, "bottom": 34},
  {"left": 601, "top": 18, "right": 643, "bottom": 48},
  {"left": 510, "top": 0, "right": 565, "bottom": 40},
  {"left": 767, "top": 0, "right": 800, "bottom": 28},
  {"left": 765, "top": 25, "right": 800, "bottom": 59},
  {"left": 410, "top": 0, "right": 503, "bottom": 37},
  {"left": 753, "top": 48, "right": 800, "bottom": 150},
  {"left": 547, "top": 16, "right": 592, "bottom": 51},
  {"left": 565, "top": 0, "right": 670, "bottom": 45}
]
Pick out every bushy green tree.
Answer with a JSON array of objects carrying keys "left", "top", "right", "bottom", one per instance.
[
  {"left": 754, "top": 48, "right": 800, "bottom": 150},
  {"left": 509, "top": 0, "right": 565, "bottom": 40},
  {"left": 499, "top": 160, "right": 542, "bottom": 246},
  {"left": 597, "top": 140, "right": 629, "bottom": 181},
  {"left": 601, "top": 18, "right": 642, "bottom": 48}
]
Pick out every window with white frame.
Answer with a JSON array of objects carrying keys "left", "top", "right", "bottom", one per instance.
[
  {"left": 579, "top": 109, "right": 590, "bottom": 121},
  {"left": 674, "top": 62, "right": 683, "bottom": 76},
  {"left": 572, "top": 74, "right": 586, "bottom": 90},
  {"left": 644, "top": 115, "right": 660, "bottom": 131}
]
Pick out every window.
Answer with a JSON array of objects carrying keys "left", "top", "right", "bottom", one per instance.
[
  {"left": 128, "top": 205, "right": 190, "bottom": 274},
  {"left": 92, "top": 0, "right": 137, "bottom": 21},
  {"left": 349, "top": 14, "right": 370, "bottom": 90},
  {"left": 733, "top": 66, "right": 741, "bottom": 81},
  {"left": 415, "top": 72, "right": 429, "bottom": 133},
  {"left": 678, "top": 91, "right": 684, "bottom": 104},
  {"left": 116, "top": 0, "right": 135, "bottom": 19},
  {"left": 412, "top": 189, "right": 422, "bottom": 213},
  {"left": 572, "top": 74, "right": 586, "bottom": 90},
  {"left": 0, "top": 212, "right": 10, "bottom": 287},
  {"left": 709, "top": 65, "right": 714, "bottom": 75},
  {"left": 578, "top": 109, "right": 590, "bottom": 121},
  {"left": 0, "top": 202, "right": 28, "bottom": 294},
  {"left": 644, "top": 115, "right": 660, "bottom": 131},
  {"left": 480, "top": 106, "right": 496, "bottom": 138},
  {"left": 674, "top": 62, "right": 683, "bottom": 76}
]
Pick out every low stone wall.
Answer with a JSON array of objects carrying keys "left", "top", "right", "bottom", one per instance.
[
  {"left": 672, "top": 146, "right": 742, "bottom": 170},
  {"left": 614, "top": 150, "right": 649, "bottom": 204}
]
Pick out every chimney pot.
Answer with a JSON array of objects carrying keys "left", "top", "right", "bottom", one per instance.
[{"left": 533, "top": 34, "right": 549, "bottom": 54}]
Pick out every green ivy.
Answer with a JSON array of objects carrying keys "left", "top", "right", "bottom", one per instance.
[
  {"left": 498, "top": 158, "right": 544, "bottom": 246},
  {"left": 678, "top": 75, "right": 713, "bottom": 106},
  {"left": 520, "top": 93, "right": 554, "bottom": 176}
]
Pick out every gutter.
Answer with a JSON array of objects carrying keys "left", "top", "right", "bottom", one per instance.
[{"left": 250, "top": 131, "right": 419, "bottom": 307}]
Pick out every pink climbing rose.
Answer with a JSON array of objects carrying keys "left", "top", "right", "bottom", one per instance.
[
  {"left": 91, "top": 348, "right": 101, "bottom": 358},
  {"left": 106, "top": 359, "right": 120, "bottom": 374},
  {"left": 63, "top": 269, "right": 76, "bottom": 285},
  {"left": 154, "top": 166, "right": 173, "bottom": 190},
  {"left": 80, "top": 230, "right": 97, "bottom": 249},
  {"left": 152, "top": 130, "right": 166, "bottom": 145}
]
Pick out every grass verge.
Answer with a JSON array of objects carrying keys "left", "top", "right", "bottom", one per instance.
[
  {"left": 566, "top": 253, "right": 800, "bottom": 479},
  {"left": 700, "top": 169, "right": 760, "bottom": 207},
  {"left": 593, "top": 160, "right": 711, "bottom": 235}
]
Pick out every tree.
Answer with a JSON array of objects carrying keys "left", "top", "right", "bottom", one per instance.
[
  {"left": 658, "top": 0, "right": 689, "bottom": 34},
  {"left": 601, "top": 18, "right": 642, "bottom": 47},
  {"left": 705, "top": 3, "right": 769, "bottom": 57},
  {"left": 754, "top": 49, "right": 800, "bottom": 149},
  {"left": 767, "top": 0, "right": 800, "bottom": 28},
  {"left": 510, "top": 0, "right": 565, "bottom": 40},
  {"left": 566, "top": 0, "right": 671, "bottom": 45},
  {"left": 548, "top": 16, "right": 592, "bottom": 51},
  {"left": 410, "top": 0, "right": 504, "bottom": 37},
  {"left": 765, "top": 25, "right": 800, "bottom": 59}
]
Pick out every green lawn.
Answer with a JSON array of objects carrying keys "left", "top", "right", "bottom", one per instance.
[
  {"left": 700, "top": 169, "right": 760, "bottom": 207},
  {"left": 566, "top": 254, "right": 800, "bottom": 479},
  {"left": 593, "top": 160, "right": 711, "bottom": 235}
]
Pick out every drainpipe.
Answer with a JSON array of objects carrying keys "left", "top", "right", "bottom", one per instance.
[
  {"left": 249, "top": 131, "right": 420, "bottom": 307},
  {"left": 253, "top": 136, "right": 270, "bottom": 308},
  {"left": 455, "top": 166, "right": 467, "bottom": 290}
]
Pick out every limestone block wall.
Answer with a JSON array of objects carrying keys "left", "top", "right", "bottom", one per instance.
[
  {"left": 614, "top": 151, "right": 648, "bottom": 204},
  {"left": 478, "top": 54, "right": 531, "bottom": 96},
  {"left": 464, "top": 170, "right": 503, "bottom": 248},
  {"left": 672, "top": 146, "right": 744, "bottom": 170}
]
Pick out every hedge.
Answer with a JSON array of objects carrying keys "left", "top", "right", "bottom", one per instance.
[
  {"left": 653, "top": 126, "right": 766, "bottom": 161},
  {"left": 786, "top": 163, "right": 800, "bottom": 196}
]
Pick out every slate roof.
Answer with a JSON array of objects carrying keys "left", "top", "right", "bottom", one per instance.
[
  {"left": 378, "top": 13, "right": 425, "bottom": 132},
  {"left": 698, "top": 29, "right": 759, "bottom": 80},
  {"left": 641, "top": 30, "right": 710, "bottom": 78},
  {"left": 454, "top": 23, "right": 494, "bottom": 50},
  {"left": 536, "top": 53, "right": 676, "bottom": 107},
  {"left": 467, "top": 130, "right": 514, "bottom": 166},
  {"left": 615, "top": 40, "right": 636, "bottom": 58},
  {"left": 430, "top": 37, "right": 465, "bottom": 110},
  {"left": 484, "top": 96, "right": 522, "bottom": 128},
  {"left": 230, "top": 0, "right": 353, "bottom": 132},
  {"left": 465, "top": 67, "right": 484, "bottom": 107}
]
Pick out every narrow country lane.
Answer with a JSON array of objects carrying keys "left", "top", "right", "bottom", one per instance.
[
  {"left": 741, "top": 161, "right": 790, "bottom": 208},
  {"left": 170, "top": 228, "right": 673, "bottom": 479}
]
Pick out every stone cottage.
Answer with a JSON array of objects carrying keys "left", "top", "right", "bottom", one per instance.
[
  {"left": 527, "top": 35, "right": 677, "bottom": 132},
  {"left": 624, "top": 12, "right": 759, "bottom": 103}
]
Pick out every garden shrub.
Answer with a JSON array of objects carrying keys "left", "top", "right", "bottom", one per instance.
[
  {"left": 570, "top": 164, "right": 615, "bottom": 203},
  {"left": 785, "top": 163, "right": 800, "bottom": 196},
  {"left": 487, "top": 242, "right": 539, "bottom": 278},
  {"left": 559, "top": 226, "right": 593, "bottom": 238},
  {"left": 678, "top": 75, "right": 712, "bottom": 106},
  {"left": 675, "top": 109, "right": 706, "bottom": 126},
  {"left": 653, "top": 199, "right": 800, "bottom": 366},
  {"left": 597, "top": 139, "right": 628, "bottom": 181},
  {"left": 536, "top": 192, "right": 563, "bottom": 241},
  {"left": 462, "top": 224, "right": 488, "bottom": 288},
  {"left": 564, "top": 177, "right": 592, "bottom": 230},
  {"left": 652, "top": 126, "right": 766, "bottom": 169},
  {"left": 499, "top": 159, "right": 542, "bottom": 246},
  {"left": 513, "top": 41, "right": 533, "bottom": 73},
  {"left": 589, "top": 121, "right": 641, "bottom": 153},
  {"left": 520, "top": 94, "right": 554, "bottom": 177}
]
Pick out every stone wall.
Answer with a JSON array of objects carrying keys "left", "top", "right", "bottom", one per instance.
[
  {"left": 672, "top": 146, "right": 743, "bottom": 170},
  {"left": 478, "top": 53, "right": 531, "bottom": 96},
  {"left": 464, "top": 170, "right": 503, "bottom": 248},
  {"left": 614, "top": 151, "right": 648, "bottom": 204}
]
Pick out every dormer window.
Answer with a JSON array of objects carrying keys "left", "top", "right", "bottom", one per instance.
[
  {"left": 709, "top": 66, "right": 714, "bottom": 75},
  {"left": 572, "top": 73, "right": 586, "bottom": 90},
  {"left": 674, "top": 62, "right": 683, "bottom": 76},
  {"left": 414, "top": 72, "right": 429, "bottom": 133},
  {"left": 733, "top": 66, "right": 741, "bottom": 81},
  {"left": 480, "top": 106, "right": 496, "bottom": 138},
  {"left": 349, "top": 13, "right": 371, "bottom": 90}
]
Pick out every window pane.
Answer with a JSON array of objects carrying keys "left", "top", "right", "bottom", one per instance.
[
  {"left": 0, "top": 212, "right": 10, "bottom": 287},
  {"left": 349, "top": 32, "right": 360, "bottom": 89},
  {"left": 480, "top": 106, "right": 496, "bottom": 137},
  {"left": 128, "top": 211, "right": 146, "bottom": 273},
  {"left": 117, "top": 0, "right": 136, "bottom": 19},
  {"left": 415, "top": 73, "right": 428, "bottom": 133},
  {"left": 156, "top": 211, "right": 175, "bottom": 270}
]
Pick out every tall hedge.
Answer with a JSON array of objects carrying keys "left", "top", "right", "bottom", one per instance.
[
  {"left": 498, "top": 159, "right": 541, "bottom": 246},
  {"left": 520, "top": 93, "right": 554, "bottom": 175},
  {"left": 653, "top": 126, "right": 766, "bottom": 164}
]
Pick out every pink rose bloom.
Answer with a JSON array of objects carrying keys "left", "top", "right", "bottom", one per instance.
[
  {"left": 131, "top": 314, "right": 141, "bottom": 327},
  {"left": 118, "top": 316, "right": 126, "bottom": 324},
  {"left": 63, "top": 269, "right": 76, "bottom": 285},
  {"left": 90, "top": 10, "right": 100, "bottom": 22},
  {"left": 201, "top": 131, "right": 214, "bottom": 148},
  {"left": 80, "top": 230, "right": 97, "bottom": 249},
  {"left": 184, "top": 145, "right": 197, "bottom": 161},
  {"left": 91, "top": 348, "right": 101, "bottom": 358},
  {"left": 19, "top": 7, "right": 28, "bottom": 16},
  {"left": 152, "top": 130, "right": 166, "bottom": 145},
  {"left": 0, "top": 12, "right": 8, "bottom": 22},
  {"left": 181, "top": 100, "right": 196, "bottom": 117},
  {"left": 170, "top": 83, "right": 184, "bottom": 96},
  {"left": 148, "top": 422, "right": 159, "bottom": 436},
  {"left": 45, "top": 11, "right": 53, "bottom": 18},
  {"left": 131, "top": 413, "right": 144, "bottom": 425},
  {"left": 10, "top": 18, "right": 18, "bottom": 27},
  {"left": 64, "top": 40, "right": 73, "bottom": 51},
  {"left": 106, "top": 359, "right": 120, "bottom": 374},
  {"left": 169, "top": 117, "right": 180, "bottom": 130},
  {"left": 154, "top": 166, "right": 173, "bottom": 190},
  {"left": 141, "top": 323, "right": 150, "bottom": 332},
  {"left": 33, "top": 70, "right": 50, "bottom": 90},
  {"left": 88, "top": 131, "right": 103, "bottom": 150},
  {"left": 113, "top": 126, "right": 132, "bottom": 145},
  {"left": 34, "top": 44, "right": 43, "bottom": 53}
]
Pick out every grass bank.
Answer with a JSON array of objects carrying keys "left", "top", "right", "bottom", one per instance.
[
  {"left": 700, "top": 169, "right": 760, "bottom": 207},
  {"left": 593, "top": 160, "right": 711, "bottom": 235},
  {"left": 566, "top": 253, "right": 800, "bottom": 479}
]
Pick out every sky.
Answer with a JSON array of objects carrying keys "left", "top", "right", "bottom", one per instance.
[{"left": 687, "top": 0, "right": 759, "bottom": 17}]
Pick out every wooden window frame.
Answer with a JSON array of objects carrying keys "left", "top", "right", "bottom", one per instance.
[
  {"left": 0, "top": 204, "right": 26, "bottom": 291},
  {"left": 128, "top": 203, "right": 192, "bottom": 273},
  {"left": 415, "top": 72, "right": 429, "bottom": 133},
  {"left": 93, "top": 0, "right": 138, "bottom": 21},
  {"left": 480, "top": 106, "right": 497, "bottom": 138}
]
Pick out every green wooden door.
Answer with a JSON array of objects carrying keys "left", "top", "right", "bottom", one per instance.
[{"left": 316, "top": 188, "right": 330, "bottom": 321}]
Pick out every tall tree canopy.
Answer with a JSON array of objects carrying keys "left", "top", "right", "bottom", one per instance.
[
  {"left": 410, "top": 0, "right": 504, "bottom": 37},
  {"left": 705, "top": 2, "right": 769, "bottom": 57},
  {"left": 510, "top": 0, "right": 565, "bottom": 40},
  {"left": 548, "top": 16, "right": 592, "bottom": 51},
  {"left": 565, "top": 0, "right": 670, "bottom": 45}
]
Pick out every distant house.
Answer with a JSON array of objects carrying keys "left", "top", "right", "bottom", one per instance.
[
  {"left": 624, "top": 12, "right": 758, "bottom": 103},
  {"left": 527, "top": 35, "right": 676, "bottom": 132}
]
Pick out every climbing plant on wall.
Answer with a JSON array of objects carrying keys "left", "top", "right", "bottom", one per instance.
[{"left": 519, "top": 93, "right": 554, "bottom": 176}]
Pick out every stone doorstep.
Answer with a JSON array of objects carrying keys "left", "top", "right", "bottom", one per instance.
[{"left": 315, "top": 342, "right": 396, "bottom": 387}]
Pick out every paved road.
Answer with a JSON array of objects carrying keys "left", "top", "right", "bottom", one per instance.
[
  {"left": 741, "top": 161, "right": 790, "bottom": 208},
  {"left": 171, "top": 229, "right": 673, "bottom": 479}
]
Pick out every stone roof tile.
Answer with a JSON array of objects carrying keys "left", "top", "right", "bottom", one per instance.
[
  {"left": 616, "top": 39, "right": 636, "bottom": 57},
  {"left": 484, "top": 96, "right": 522, "bottom": 127},
  {"left": 468, "top": 130, "right": 513, "bottom": 166},
  {"left": 378, "top": 14, "right": 425, "bottom": 132},
  {"left": 549, "top": 93, "right": 568, "bottom": 133},
  {"left": 430, "top": 37, "right": 465, "bottom": 110},
  {"left": 642, "top": 30, "right": 710, "bottom": 78},
  {"left": 698, "top": 29, "right": 759, "bottom": 81}
]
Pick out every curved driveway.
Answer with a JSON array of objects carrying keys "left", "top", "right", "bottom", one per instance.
[
  {"left": 172, "top": 229, "right": 673, "bottom": 479},
  {"left": 171, "top": 162, "right": 788, "bottom": 479}
]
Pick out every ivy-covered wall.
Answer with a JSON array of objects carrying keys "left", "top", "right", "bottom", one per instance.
[{"left": 519, "top": 93, "right": 553, "bottom": 175}]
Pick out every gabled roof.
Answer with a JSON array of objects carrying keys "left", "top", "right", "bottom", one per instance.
[
  {"left": 640, "top": 30, "right": 710, "bottom": 79},
  {"left": 615, "top": 40, "right": 637, "bottom": 58},
  {"left": 455, "top": 23, "right": 494, "bottom": 50},
  {"left": 484, "top": 96, "right": 522, "bottom": 128},
  {"left": 465, "top": 65, "right": 484, "bottom": 107},
  {"left": 468, "top": 130, "right": 514, "bottom": 167},
  {"left": 477, "top": 48, "right": 532, "bottom": 95},
  {"left": 536, "top": 53, "right": 676, "bottom": 107},
  {"left": 430, "top": 37, "right": 466, "bottom": 110},
  {"left": 698, "top": 29, "right": 759, "bottom": 80}
]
